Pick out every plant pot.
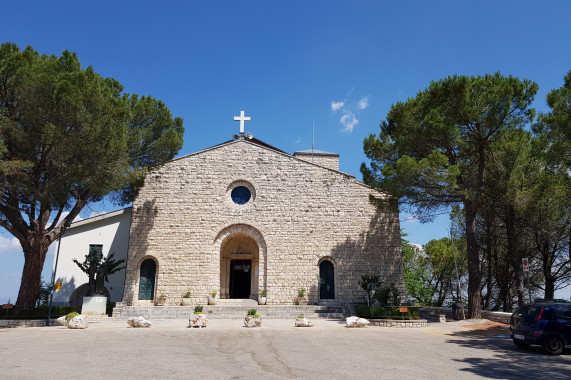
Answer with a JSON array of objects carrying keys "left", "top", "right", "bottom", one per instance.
[
  {"left": 258, "top": 296, "right": 267, "bottom": 305},
  {"left": 207, "top": 296, "right": 217, "bottom": 305},
  {"left": 189, "top": 313, "right": 208, "bottom": 328},
  {"left": 296, "top": 297, "right": 307, "bottom": 305},
  {"left": 155, "top": 297, "right": 166, "bottom": 306},
  {"left": 181, "top": 298, "right": 192, "bottom": 306},
  {"left": 244, "top": 315, "right": 262, "bottom": 327}
]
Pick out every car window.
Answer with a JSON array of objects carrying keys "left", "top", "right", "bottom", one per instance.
[
  {"left": 543, "top": 308, "right": 556, "bottom": 320},
  {"left": 556, "top": 306, "right": 571, "bottom": 321},
  {"left": 514, "top": 306, "right": 539, "bottom": 321}
]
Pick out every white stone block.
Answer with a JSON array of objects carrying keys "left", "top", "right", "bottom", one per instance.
[
  {"left": 127, "top": 316, "right": 152, "bottom": 327},
  {"left": 65, "top": 315, "right": 89, "bottom": 329},
  {"left": 345, "top": 316, "right": 370, "bottom": 328}
]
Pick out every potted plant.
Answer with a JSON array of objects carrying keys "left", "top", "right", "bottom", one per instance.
[
  {"left": 189, "top": 305, "right": 207, "bottom": 328},
  {"left": 295, "top": 314, "right": 313, "bottom": 327},
  {"left": 181, "top": 291, "right": 192, "bottom": 306},
  {"left": 155, "top": 293, "right": 167, "bottom": 306},
  {"left": 258, "top": 290, "right": 267, "bottom": 305},
  {"left": 60, "top": 311, "right": 89, "bottom": 329},
  {"left": 244, "top": 308, "right": 262, "bottom": 327},
  {"left": 296, "top": 288, "right": 307, "bottom": 305},
  {"left": 207, "top": 291, "right": 217, "bottom": 305}
]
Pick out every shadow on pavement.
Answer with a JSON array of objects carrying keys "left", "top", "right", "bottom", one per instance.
[{"left": 445, "top": 322, "right": 571, "bottom": 379}]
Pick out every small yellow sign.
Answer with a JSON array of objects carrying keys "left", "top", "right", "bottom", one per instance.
[
  {"left": 399, "top": 307, "right": 408, "bottom": 313},
  {"left": 54, "top": 283, "right": 62, "bottom": 290}
]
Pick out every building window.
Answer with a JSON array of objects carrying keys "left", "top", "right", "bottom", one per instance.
[{"left": 231, "top": 186, "right": 251, "bottom": 205}]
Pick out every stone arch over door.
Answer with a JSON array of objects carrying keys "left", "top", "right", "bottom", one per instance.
[
  {"left": 318, "top": 257, "right": 336, "bottom": 300},
  {"left": 138, "top": 257, "right": 158, "bottom": 301},
  {"left": 214, "top": 224, "right": 267, "bottom": 300}
]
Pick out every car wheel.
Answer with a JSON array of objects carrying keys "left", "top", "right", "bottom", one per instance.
[
  {"left": 513, "top": 339, "right": 530, "bottom": 349},
  {"left": 542, "top": 335, "right": 564, "bottom": 355}
]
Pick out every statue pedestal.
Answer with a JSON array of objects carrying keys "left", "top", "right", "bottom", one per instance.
[{"left": 81, "top": 296, "right": 107, "bottom": 315}]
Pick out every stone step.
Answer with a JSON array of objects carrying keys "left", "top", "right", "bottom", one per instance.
[
  {"left": 113, "top": 304, "right": 349, "bottom": 320},
  {"left": 215, "top": 298, "right": 259, "bottom": 307}
]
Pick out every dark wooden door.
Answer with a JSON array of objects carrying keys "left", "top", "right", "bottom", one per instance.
[
  {"left": 230, "top": 259, "right": 251, "bottom": 298},
  {"left": 319, "top": 261, "right": 335, "bottom": 299}
]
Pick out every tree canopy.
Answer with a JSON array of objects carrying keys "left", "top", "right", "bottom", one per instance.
[
  {"left": 362, "top": 73, "right": 537, "bottom": 318},
  {"left": 0, "top": 43, "right": 184, "bottom": 306}
]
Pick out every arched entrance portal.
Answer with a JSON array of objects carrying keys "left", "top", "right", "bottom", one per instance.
[
  {"left": 138, "top": 259, "right": 157, "bottom": 300},
  {"left": 220, "top": 234, "right": 259, "bottom": 299}
]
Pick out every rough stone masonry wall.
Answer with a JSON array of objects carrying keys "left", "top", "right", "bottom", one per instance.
[
  {"left": 294, "top": 153, "right": 339, "bottom": 171},
  {"left": 122, "top": 139, "right": 403, "bottom": 306}
]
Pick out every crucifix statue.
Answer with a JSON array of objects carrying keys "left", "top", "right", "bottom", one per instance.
[{"left": 234, "top": 110, "right": 251, "bottom": 134}]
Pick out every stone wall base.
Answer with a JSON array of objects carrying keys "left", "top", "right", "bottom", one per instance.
[{"left": 368, "top": 319, "right": 427, "bottom": 328}]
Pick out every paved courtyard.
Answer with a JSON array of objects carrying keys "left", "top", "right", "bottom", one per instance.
[{"left": 1, "top": 318, "right": 570, "bottom": 379}]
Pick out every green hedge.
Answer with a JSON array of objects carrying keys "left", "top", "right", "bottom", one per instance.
[
  {"left": 355, "top": 306, "right": 420, "bottom": 320},
  {"left": 2, "top": 302, "right": 117, "bottom": 320},
  {"left": 1, "top": 305, "right": 81, "bottom": 320}
]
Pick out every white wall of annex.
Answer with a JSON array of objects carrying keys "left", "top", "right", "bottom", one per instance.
[{"left": 51, "top": 211, "right": 131, "bottom": 304}]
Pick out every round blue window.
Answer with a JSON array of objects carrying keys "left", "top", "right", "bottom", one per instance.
[{"left": 231, "top": 186, "right": 251, "bottom": 205}]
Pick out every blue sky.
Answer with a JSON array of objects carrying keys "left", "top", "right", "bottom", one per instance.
[{"left": 1, "top": 1, "right": 570, "bottom": 303}]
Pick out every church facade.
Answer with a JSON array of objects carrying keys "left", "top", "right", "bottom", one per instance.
[{"left": 53, "top": 127, "right": 404, "bottom": 307}]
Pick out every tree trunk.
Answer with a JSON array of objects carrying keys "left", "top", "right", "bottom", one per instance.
[
  {"left": 16, "top": 240, "right": 49, "bottom": 307},
  {"left": 465, "top": 201, "right": 482, "bottom": 319},
  {"left": 544, "top": 278, "right": 555, "bottom": 300},
  {"left": 484, "top": 223, "right": 493, "bottom": 310},
  {"left": 505, "top": 205, "right": 525, "bottom": 306}
]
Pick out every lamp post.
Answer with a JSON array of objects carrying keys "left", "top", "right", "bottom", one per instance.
[{"left": 46, "top": 222, "right": 70, "bottom": 326}]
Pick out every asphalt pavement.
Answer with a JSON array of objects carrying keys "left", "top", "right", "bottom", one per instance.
[{"left": 1, "top": 318, "right": 570, "bottom": 379}]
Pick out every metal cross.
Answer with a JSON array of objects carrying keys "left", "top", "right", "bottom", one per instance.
[{"left": 234, "top": 110, "right": 251, "bottom": 134}]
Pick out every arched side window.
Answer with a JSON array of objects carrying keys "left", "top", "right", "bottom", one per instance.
[
  {"left": 319, "top": 260, "right": 335, "bottom": 299},
  {"left": 138, "top": 259, "right": 157, "bottom": 300}
]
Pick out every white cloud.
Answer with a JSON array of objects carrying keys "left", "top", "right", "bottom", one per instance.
[
  {"left": 0, "top": 236, "right": 21, "bottom": 254},
  {"left": 294, "top": 137, "right": 302, "bottom": 145},
  {"left": 331, "top": 100, "right": 345, "bottom": 112},
  {"left": 357, "top": 96, "right": 369, "bottom": 110},
  {"left": 340, "top": 112, "right": 359, "bottom": 133},
  {"left": 330, "top": 91, "right": 370, "bottom": 133}
]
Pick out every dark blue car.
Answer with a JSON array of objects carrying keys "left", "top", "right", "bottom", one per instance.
[{"left": 509, "top": 303, "right": 571, "bottom": 355}]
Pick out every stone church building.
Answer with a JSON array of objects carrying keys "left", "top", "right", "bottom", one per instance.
[{"left": 52, "top": 115, "right": 404, "bottom": 307}]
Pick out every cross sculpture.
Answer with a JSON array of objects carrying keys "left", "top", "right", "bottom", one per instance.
[{"left": 234, "top": 110, "right": 251, "bottom": 134}]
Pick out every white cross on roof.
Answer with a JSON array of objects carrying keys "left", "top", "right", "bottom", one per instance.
[{"left": 234, "top": 110, "right": 251, "bottom": 134}]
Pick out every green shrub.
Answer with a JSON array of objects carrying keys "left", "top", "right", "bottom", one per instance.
[
  {"left": 194, "top": 305, "right": 203, "bottom": 313},
  {"left": 65, "top": 311, "right": 80, "bottom": 320},
  {"left": 374, "top": 283, "right": 400, "bottom": 306},
  {"left": 359, "top": 274, "right": 381, "bottom": 306},
  {"left": 297, "top": 315, "right": 305, "bottom": 319},
  {"left": 355, "top": 306, "right": 420, "bottom": 320},
  {"left": 247, "top": 308, "right": 258, "bottom": 316},
  {"left": 297, "top": 288, "right": 306, "bottom": 298}
]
